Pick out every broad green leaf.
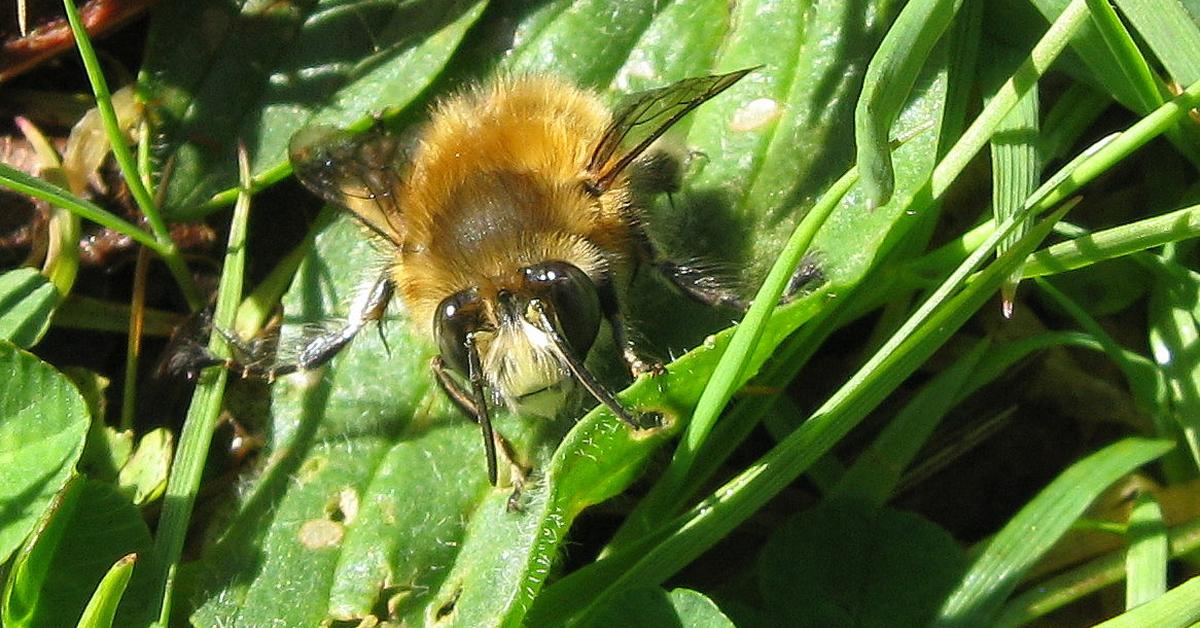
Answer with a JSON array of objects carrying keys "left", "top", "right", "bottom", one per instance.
[
  {"left": 502, "top": 0, "right": 659, "bottom": 86},
  {"left": 142, "top": 0, "right": 488, "bottom": 216},
  {"left": 0, "top": 268, "right": 58, "bottom": 348},
  {"left": 934, "top": 437, "right": 1173, "bottom": 627},
  {"left": 580, "top": 587, "right": 735, "bottom": 628},
  {"left": 0, "top": 341, "right": 89, "bottom": 564},
  {"left": 757, "top": 500, "right": 967, "bottom": 627},
  {"left": 1, "top": 479, "right": 154, "bottom": 628},
  {"left": 76, "top": 554, "right": 136, "bottom": 628},
  {"left": 2, "top": 477, "right": 84, "bottom": 628}
]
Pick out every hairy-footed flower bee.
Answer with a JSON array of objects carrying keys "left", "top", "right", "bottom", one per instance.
[{"left": 259, "top": 69, "right": 754, "bottom": 485}]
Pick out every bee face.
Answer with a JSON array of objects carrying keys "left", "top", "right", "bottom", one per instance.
[{"left": 433, "top": 261, "right": 602, "bottom": 415}]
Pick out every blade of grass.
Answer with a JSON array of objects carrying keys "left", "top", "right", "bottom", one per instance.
[
  {"left": 1144, "top": 256, "right": 1200, "bottom": 468},
  {"left": 1126, "top": 492, "right": 1168, "bottom": 609},
  {"left": 1039, "top": 83, "right": 1111, "bottom": 161},
  {"left": 933, "top": 438, "right": 1174, "bottom": 626},
  {"left": 929, "top": 0, "right": 1088, "bottom": 200},
  {"left": 120, "top": 249, "right": 150, "bottom": 431},
  {"left": 983, "top": 45, "right": 1041, "bottom": 315},
  {"left": 1116, "top": 0, "right": 1200, "bottom": 85},
  {"left": 51, "top": 296, "right": 180, "bottom": 337},
  {"left": 831, "top": 337, "right": 990, "bottom": 506},
  {"left": 1085, "top": 0, "right": 1164, "bottom": 113},
  {"left": 75, "top": 554, "right": 135, "bottom": 628},
  {"left": 855, "top": 0, "right": 964, "bottom": 207},
  {"left": 149, "top": 146, "right": 252, "bottom": 624},
  {"left": 1023, "top": 202, "right": 1200, "bottom": 278},
  {"left": 0, "top": 164, "right": 162, "bottom": 253},
  {"left": 60, "top": 0, "right": 200, "bottom": 309},
  {"left": 996, "top": 515, "right": 1200, "bottom": 626},
  {"left": 1095, "top": 574, "right": 1200, "bottom": 627}
]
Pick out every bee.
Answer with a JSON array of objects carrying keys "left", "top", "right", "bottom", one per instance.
[{"left": 263, "top": 69, "right": 754, "bottom": 486}]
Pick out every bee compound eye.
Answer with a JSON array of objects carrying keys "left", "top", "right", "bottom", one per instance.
[
  {"left": 522, "top": 262, "right": 602, "bottom": 356},
  {"left": 434, "top": 290, "right": 483, "bottom": 374}
]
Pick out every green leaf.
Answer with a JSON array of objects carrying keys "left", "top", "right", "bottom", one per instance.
[
  {"left": 1, "top": 479, "right": 154, "bottom": 628},
  {"left": 76, "top": 554, "right": 136, "bottom": 628},
  {"left": 116, "top": 428, "right": 173, "bottom": 506},
  {"left": 580, "top": 587, "right": 735, "bottom": 628},
  {"left": 142, "top": 0, "right": 488, "bottom": 216},
  {"left": 933, "top": 437, "right": 1174, "bottom": 627},
  {"left": 1095, "top": 574, "right": 1200, "bottom": 628},
  {"left": 185, "top": 217, "right": 509, "bottom": 626},
  {"left": 1125, "top": 492, "right": 1168, "bottom": 609},
  {"left": 0, "top": 341, "right": 90, "bottom": 564},
  {"left": 0, "top": 268, "right": 58, "bottom": 348},
  {"left": 855, "top": 0, "right": 964, "bottom": 208},
  {"left": 1115, "top": 0, "right": 1200, "bottom": 86},
  {"left": 983, "top": 43, "right": 1041, "bottom": 312},
  {"left": 1147, "top": 260, "right": 1200, "bottom": 466},
  {"left": 757, "top": 500, "right": 967, "bottom": 627}
]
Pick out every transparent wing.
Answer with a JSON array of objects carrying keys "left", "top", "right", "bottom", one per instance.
[
  {"left": 587, "top": 68, "right": 755, "bottom": 192},
  {"left": 289, "top": 125, "right": 412, "bottom": 245}
]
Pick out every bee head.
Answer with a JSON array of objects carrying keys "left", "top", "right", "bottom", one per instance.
[{"left": 433, "top": 261, "right": 602, "bottom": 410}]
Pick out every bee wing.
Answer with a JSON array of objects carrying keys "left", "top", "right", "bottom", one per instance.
[
  {"left": 587, "top": 68, "right": 755, "bottom": 192},
  {"left": 289, "top": 125, "right": 412, "bottom": 246}
]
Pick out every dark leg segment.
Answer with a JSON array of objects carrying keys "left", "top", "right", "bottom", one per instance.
[
  {"left": 595, "top": 274, "right": 663, "bottom": 377},
  {"left": 215, "top": 272, "right": 394, "bottom": 380},
  {"left": 465, "top": 335, "right": 499, "bottom": 486}
]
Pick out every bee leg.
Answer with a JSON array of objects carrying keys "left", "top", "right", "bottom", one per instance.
[
  {"left": 780, "top": 251, "right": 825, "bottom": 303},
  {"left": 529, "top": 300, "right": 662, "bottom": 430},
  {"left": 596, "top": 275, "right": 664, "bottom": 378},
  {"left": 432, "top": 347, "right": 500, "bottom": 486},
  {"left": 228, "top": 273, "right": 395, "bottom": 380},
  {"left": 634, "top": 229, "right": 823, "bottom": 310}
]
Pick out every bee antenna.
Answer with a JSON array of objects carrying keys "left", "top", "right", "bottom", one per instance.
[
  {"left": 465, "top": 334, "right": 499, "bottom": 485},
  {"left": 528, "top": 300, "right": 655, "bottom": 430}
]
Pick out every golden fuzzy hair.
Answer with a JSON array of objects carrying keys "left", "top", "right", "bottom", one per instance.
[{"left": 392, "top": 75, "right": 636, "bottom": 334}]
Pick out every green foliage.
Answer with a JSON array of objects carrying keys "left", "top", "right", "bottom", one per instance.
[
  {"left": 0, "top": 269, "right": 57, "bottom": 348},
  {"left": 3, "top": 0, "right": 1200, "bottom": 626}
]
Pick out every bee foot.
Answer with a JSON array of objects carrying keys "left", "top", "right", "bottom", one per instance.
[
  {"left": 780, "top": 251, "right": 825, "bottom": 304},
  {"left": 634, "top": 410, "right": 664, "bottom": 430},
  {"left": 625, "top": 350, "right": 665, "bottom": 378}
]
